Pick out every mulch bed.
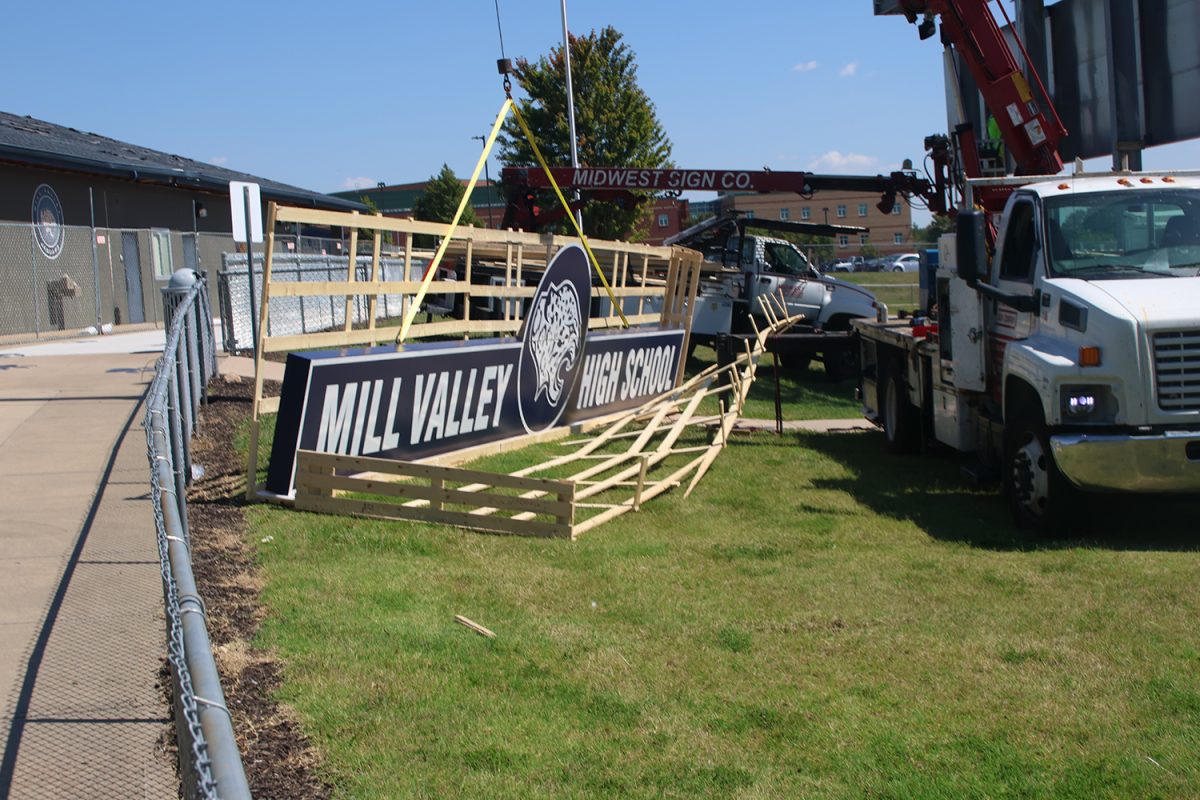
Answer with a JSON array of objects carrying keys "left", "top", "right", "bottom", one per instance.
[{"left": 184, "top": 376, "right": 331, "bottom": 799}]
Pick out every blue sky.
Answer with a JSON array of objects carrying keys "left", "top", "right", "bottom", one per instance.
[{"left": 6, "top": 1, "right": 1200, "bottom": 225}]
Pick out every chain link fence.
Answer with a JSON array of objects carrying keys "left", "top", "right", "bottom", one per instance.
[
  {"left": 0, "top": 222, "right": 238, "bottom": 339},
  {"left": 217, "top": 252, "right": 449, "bottom": 353},
  {"left": 146, "top": 274, "right": 250, "bottom": 799},
  {"left": 0, "top": 222, "right": 105, "bottom": 337}
]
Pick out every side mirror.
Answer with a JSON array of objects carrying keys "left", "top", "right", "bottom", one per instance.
[{"left": 956, "top": 210, "right": 987, "bottom": 283}]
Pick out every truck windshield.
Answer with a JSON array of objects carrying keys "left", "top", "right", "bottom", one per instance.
[
  {"left": 761, "top": 241, "right": 810, "bottom": 276},
  {"left": 1043, "top": 188, "right": 1200, "bottom": 279}
]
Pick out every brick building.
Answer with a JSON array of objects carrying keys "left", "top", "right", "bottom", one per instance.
[{"left": 719, "top": 191, "right": 914, "bottom": 262}]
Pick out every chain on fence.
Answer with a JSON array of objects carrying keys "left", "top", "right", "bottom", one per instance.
[{"left": 146, "top": 274, "right": 250, "bottom": 799}]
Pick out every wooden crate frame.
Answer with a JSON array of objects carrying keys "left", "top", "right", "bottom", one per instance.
[
  {"left": 246, "top": 202, "right": 705, "bottom": 501},
  {"left": 290, "top": 292, "right": 804, "bottom": 539}
]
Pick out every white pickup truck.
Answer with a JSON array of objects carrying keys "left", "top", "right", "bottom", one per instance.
[
  {"left": 668, "top": 214, "right": 884, "bottom": 378},
  {"left": 853, "top": 172, "right": 1200, "bottom": 531}
]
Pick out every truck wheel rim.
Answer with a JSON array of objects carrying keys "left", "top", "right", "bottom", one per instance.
[{"left": 1013, "top": 434, "right": 1050, "bottom": 517}]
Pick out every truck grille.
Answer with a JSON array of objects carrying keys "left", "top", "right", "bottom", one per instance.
[{"left": 1153, "top": 330, "right": 1200, "bottom": 411}]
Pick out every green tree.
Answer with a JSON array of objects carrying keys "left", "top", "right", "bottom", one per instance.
[
  {"left": 911, "top": 214, "right": 955, "bottom": 243},
  {"left": 356, "top": 194, "right": 391, "bottom": 248},
  {"left": 499, "top": 26, "right": 673, "bottom": 241},
  {"left": 414, "top": 164, "right": 481, "bottom": 228}
]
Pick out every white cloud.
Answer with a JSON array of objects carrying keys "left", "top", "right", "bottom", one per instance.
[
  {"left": 792, "top": 60, "right": 818, "bottom": 73},
  {"left": 839, "top": 61, "right": 859, "bottom": 77},
  {"left": 807, "top": 150, "right": 880, "bottom": 173},
  {"left": 341, "top": 176, "right": 378, "bottom": 190},
  {"left": 209, "top": 155, "right": 228, "bottom": 166}
]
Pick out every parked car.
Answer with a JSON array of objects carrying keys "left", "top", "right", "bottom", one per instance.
[
  {"left": 888, "top": 253, "right": 920, "bottom": 272},
  {"left": 826, "top": 259, "right": 855, "bottom": 272},
  {"left": 857, "top": 257, "right": 889, "bottom": 272}
]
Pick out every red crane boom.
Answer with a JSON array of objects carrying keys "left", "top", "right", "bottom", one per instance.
[{"left": 898, "top": 0, "right": 1067, "bottom": 180}]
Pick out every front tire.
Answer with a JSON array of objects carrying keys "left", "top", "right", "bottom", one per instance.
[{"left": 1004, "top": 405, "right": 1076, "bottom": 534}]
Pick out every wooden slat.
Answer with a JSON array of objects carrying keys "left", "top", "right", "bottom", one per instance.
[
  {"left": 256, "top": 395, "right": 280, "bottom": 414},
  {"left": 454, "top": 615, "right": 496, "bottom": 638},
  {"left": 268, "top": 279, "right": 471, "bottom": 298},
  {"left": 367, "top": 218, "right": 383, "bottom": 336},
  {"left": 263, "top": 317, "right": 522, "bottom": 352},
  {"left": 588, "top": 286, "right": 665, "bottom": 298},
  {"left": 294, "top": 493, "right": 570, "bottom": 538},
  {"left": 271, "top": 204, "right": 678, "bottom": 256},
  {"left": 297, "top": 451, "right": 573, "bottom": 494},
  {"left": 344, "top": 213, "right": 359, "bottom": 333},
  {"left": 587, "top": 313, "right": 659, "bottom": 329},
  {"left": 462, "top": 285, "right": 537, "bottom": 298},
  {"left": 299, "top": 472, "right": 573, "bottom": 518},
  {"left": 573, "top": 452, "right": 707, "bottom": 536}
]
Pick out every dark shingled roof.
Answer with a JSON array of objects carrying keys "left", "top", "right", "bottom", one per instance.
[{"left": 0, "top": 111, "right": 365, "bottom": 212}]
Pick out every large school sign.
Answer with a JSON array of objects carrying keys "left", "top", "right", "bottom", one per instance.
[{"left": 266, "top": 245, "right": 685, "bottom": 495}]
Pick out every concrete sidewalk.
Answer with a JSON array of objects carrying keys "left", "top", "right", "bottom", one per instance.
[{"left": 0, "top": 342, "right": 176, "bottom": 796}]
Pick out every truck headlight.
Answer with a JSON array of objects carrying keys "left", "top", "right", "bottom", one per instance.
[{"left": 1059, "top": 384, "right": 1119, "bottom": 424}]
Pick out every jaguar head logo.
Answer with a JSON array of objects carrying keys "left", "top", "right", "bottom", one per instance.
[{"left": 527, "top": 280, "right": 582, "bottom": 406}]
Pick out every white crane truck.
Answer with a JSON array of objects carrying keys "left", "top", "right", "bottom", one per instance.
[{"left": 852, "top": 172, "right": 1200, "bottom": 531}]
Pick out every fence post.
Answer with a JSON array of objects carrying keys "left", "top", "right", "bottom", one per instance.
[
  {"left": 89, "top": 188, "right": 102, "bottom": 328},
  {"left": 29, "top": 236, "right": 40, "bottom": 336},
  {"left": 185, "top": 306, "right": 202, "bottom": 422}
]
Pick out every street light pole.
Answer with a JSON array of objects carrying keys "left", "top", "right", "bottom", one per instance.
[
  {"left": 560, "top": 0, "right": 583, "bottom": 232},
  {"left": 472, "top": 134, "right": 495, "bottom": 228}
]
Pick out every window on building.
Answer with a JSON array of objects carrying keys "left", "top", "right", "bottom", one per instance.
[
  {"left": 151, "top": 229, "right": 174, "bottom": 279},
  {"left": 779, "top": 207, "right": 790, "bottom": 220},
  {"left": 745, "top": 210, "right": 755, "bottom": 219},
  {"left": 838, "top": 235, "right": 849, "bottom": 247},
  {"left": 858, "top": 203, "right": 868, "bottom": 217},
  {"left": 891, "top": 204, "right": 902, "bottom": 215},
  {"left": 860, "top": 234, "right": 869, "bottom": 245},
  {"left": 893, "top": 232, "right": 904, "bottom": 244},
  {"left": 800, "top": 207, "right": 811, "bottom": 220},
  {"left": 657, "top": 213, "right": 669, "bottom": 228},
  {"left": 836, "top": 205, "right": 846, "bottom": 218}
]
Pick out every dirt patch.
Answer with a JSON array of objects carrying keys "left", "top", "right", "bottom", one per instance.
[{"left": 185, "top": 376, "right": 331, "bottom": 799}]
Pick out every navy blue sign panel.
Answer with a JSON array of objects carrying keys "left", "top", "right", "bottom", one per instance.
[{"left": 266, "top": 245, "right": 685, "bottom": 496}]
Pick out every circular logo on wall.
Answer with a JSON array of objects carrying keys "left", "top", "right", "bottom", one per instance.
[
  {"left": 517, "top": 244, "right": 591, "bottom": 433},
  {"left": 31, "top": 184, "right": 65, "bottom": 260}
]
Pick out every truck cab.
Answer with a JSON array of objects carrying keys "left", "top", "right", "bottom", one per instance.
[
  {"left": 855, "top": 172, "right": 1200, "bottom": 530},
  {"left": 728, "top": 233, "right": 877, "bottom": 327},
  {"left": 667, "top": 213, "right": 882, "bottom": 339}
]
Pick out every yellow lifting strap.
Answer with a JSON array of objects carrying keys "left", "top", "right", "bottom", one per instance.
[
  {"left": 397, "top": 96, "right": 629, "bottom": 345},
  {"left": 509, "top": 102, "right": 629, "bottom": 328}
]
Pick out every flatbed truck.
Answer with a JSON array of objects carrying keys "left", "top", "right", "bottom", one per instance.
[{"left": 853, "top": 172, "right": 1200, "bottom": 531}]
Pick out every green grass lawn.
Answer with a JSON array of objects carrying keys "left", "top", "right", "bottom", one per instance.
[
  {"left": 246, "top": 420, "right": 1200, "bottom": 798},
  {"left": 837, "top": 272, "right": 922, "bottom": 315},
  {"left": 686, "top": 346, "right": 860, "bottom": 421}
]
